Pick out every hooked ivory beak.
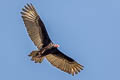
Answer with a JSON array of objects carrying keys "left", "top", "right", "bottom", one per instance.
[{"left": 54, "top": 44, "right": 60, "bottom": 48}]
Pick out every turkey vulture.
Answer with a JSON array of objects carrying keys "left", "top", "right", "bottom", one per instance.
[{"left": 21, "top": 3, "right": 83, "bottom": 76}]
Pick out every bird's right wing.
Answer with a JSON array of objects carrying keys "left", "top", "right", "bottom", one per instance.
[
  {"left": 46, "top": 48, "right": 83, "bottom": 76},
  {"left": 21, "top": 4, "right": 51, "bottom": 49}
]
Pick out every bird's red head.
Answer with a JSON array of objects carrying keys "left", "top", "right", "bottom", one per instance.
[{"left": 53, "top": 44, "right": 60, "bottom": 48}]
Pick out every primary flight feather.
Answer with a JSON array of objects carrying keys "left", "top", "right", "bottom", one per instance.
[{"left": 21, "top": 3, "right": 83, "bottom": 76}]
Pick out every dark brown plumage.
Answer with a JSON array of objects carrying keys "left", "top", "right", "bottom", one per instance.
[{"left": 21, "top": 3, "right": 83, "bottom": 76}]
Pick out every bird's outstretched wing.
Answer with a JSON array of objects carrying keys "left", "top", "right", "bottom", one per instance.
[
  {"left": 46, "top": 48, "right": 84, "bottom": 76},
  {"left": 21, "top": 4, "right": 51, "bottom": 49}
]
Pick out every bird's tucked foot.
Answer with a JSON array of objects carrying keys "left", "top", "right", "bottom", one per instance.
[{"left": 28, "top": 50, "right": 44, "bottom": 63}]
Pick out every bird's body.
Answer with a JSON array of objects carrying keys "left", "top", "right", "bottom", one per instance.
[{"left": 21, "top": 3, "right": 83, "bottom": 76}]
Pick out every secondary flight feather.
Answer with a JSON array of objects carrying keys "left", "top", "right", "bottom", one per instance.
[{"left": 21, "top": 3, "right": 83, "bottom": 76}]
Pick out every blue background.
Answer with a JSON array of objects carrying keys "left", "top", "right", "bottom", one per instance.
[{"left": 0, "top": 0, "right": 120, "bottom": 80}]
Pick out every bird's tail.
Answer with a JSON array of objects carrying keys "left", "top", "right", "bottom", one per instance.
[{"left": 28, "top": 50, "right": 44, "bottom": 63}]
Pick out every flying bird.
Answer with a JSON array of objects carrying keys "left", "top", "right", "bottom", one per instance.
[{"left": 21, "top": 3, "right": 83, "bottom": 76}]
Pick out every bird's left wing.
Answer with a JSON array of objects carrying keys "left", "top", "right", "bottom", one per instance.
[
  {"left": 21, "top": 4, "right": 51, "bottom": 49},
  {"left": 46, "top": 48, "right": 83, "bottom": 76}
]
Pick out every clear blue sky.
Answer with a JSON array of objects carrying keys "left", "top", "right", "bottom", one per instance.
[{"left": 0, "top": 0, "right": 120, "bottom": 80}]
